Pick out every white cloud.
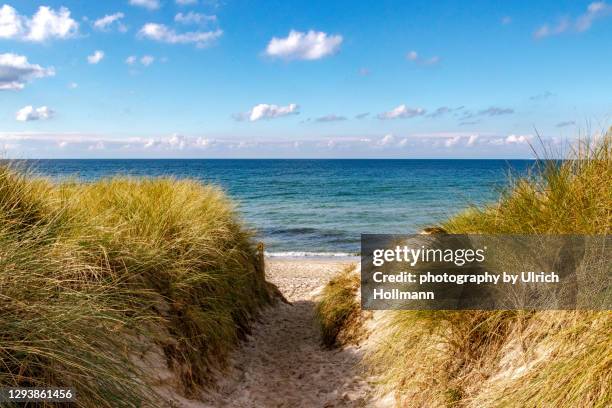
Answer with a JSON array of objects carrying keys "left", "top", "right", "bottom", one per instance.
[
  {"left": 0, "top": 4, "right": 78, "bottom": 42},
  {"left": 534, "top": 18, "right": 570, "bottom": 39},
  {"left": 406, "top": 50, "right": 440, "bottom": 66},
  {"left": 129, "top": 0, "right": 160, "bottom": 10},
  {"left": 175, "top": 12, "right": 216, "bottom": 25},
  {"left": 87, "top": 50, "right": 104, "bottom": 64},
  {"left": 125, "top": 55, "right": 155, "bottom": 67},
  {"left": 176, "top": 0, "right": 198, "bottom": 4},
  {"left": 505, "top": 134, "right": 531, "bottom": 144},
  {"left": 576, "top": 1, "right": 612, "bottom": 30},
  {"left": 378, "top": 104, "right": 426, "bottom": 120},
  {"left": 378, "top": 134, "right": 395, "bottom": 146},
  {"left": 138, "top": 23, "right": 222, "bottom": 47},
  {"left": 407, "top": 50, "right": 418, "bottom": 61},
  {"left": 240, "top": 103, "right": 300, "bottom": 121},
  {"left": 444, "top": 135, "right": 462, "bottom": 147},
  {"left": 93, "top": 12, "right": 126, "bottom": 31},
  {"left": 265, "top": 30, "right": 343, "bottom": 60},
  {"left": 88, "top": 141, "right": 106, "bottom": 150},
  {"left": 68, "top": 82, "right": 78, "bottom": 89},
  {"left": 140, "top": 55, "right": 154, "bottom": 66},
  {"left": 0, "top": 4, "right": 23, "bottom": 38},
  {"left": 0, "top": 132, "right": 548, "bottom": 158},
  {"left": 15, "top": 105, "right": 54, "bottom": 121},
  {"left": 168, "top": 133, "right": 187, "bottom": 149},
  {"left": 0, "top": 53, "right": 55, "bottom": 91},
  {"left": 534, "top": 2, "right": 612, "bottom": 38}
]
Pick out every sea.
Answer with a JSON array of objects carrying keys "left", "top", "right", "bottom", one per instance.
[{"left": 27, "top": 159, "right": 533, "bottom": 256}]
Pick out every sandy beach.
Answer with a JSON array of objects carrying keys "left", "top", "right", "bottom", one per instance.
[{"left": 198, "top": 257, "right": 375, "bottom": 408}]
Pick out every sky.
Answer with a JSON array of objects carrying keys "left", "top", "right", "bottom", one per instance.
[{"left": 1, "top": 0, "right": 611, "bottom": 158}]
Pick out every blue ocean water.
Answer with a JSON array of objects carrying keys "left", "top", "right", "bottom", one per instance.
[{"left": 27, "top": 159, "right": 533, "bottom": 255}]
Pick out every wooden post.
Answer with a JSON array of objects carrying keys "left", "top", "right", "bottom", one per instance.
[{"left": 257, "top": 242, "right": 265, "bottom": 278}]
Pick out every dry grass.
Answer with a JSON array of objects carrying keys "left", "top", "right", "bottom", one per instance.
[
  {"left": 322, "top": 130, "right": 611, "bottom": 407},
  {"left": 0, "top": 167, "right": 273, "bottom": 407},
  {"left": 315, "top": 265, "right": 365, "bottom": 347}
]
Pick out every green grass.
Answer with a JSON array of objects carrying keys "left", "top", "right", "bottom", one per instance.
[
  {"left": 0, "top": 167, "right": 273, "bottom": 407},
  {"left": 319, "top": 129, "right": 612, "bottom": 407}
]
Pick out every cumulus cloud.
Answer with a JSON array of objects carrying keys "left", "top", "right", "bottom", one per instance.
[
  {"left": 15, "top": 105, "right": 54, "bottom": 121},
  {"left": 265, "top": 30, "right": 343, "bottom": 60},
  {"left": 129, "top": 0, "right": 160, "bottom": 10},
  {"left": 0, "top": 53, "right": 54, "bottom": 91},
  {"left": 0, "top": 4, "right": 78, "bottom": 42},
  {"left": 175, "top": 12, "right": 216, "bottom": 25},
  {"left": 138, "top": 23, "right": 222, "bottom": 47},
  {"left": 406, "top": 50, "right": 440, "bottom": 66},
  {"left": 315, "top": 114, "right": 346, "bottom": 122},
  {"left": 504, "top": 134, "right": 532, "bottom": 144},
  {"left": 176, "top": 0, "right": 198, "bottom": 4},
  {"left": 93, "top": 12, "right": 126, "bottom": 32},
  {"left": 534, "top": 2, "right": 612, "bottom": 39},
  {"left": 87, "top": 50, "right": 104, "bottom": 64},
  {"left": 378, "top": 104, "right": 426, "bottom": 120},
  {"left": 125, "top": 55, "right": 137, "bottom": 65},
  {"left": 238, "top": 103, "right": 300, "bottom": 121}
]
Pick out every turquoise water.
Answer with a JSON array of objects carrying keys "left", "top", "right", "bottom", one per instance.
[{"left": 28, "top": 159, "right": 533, "bottom": 255}]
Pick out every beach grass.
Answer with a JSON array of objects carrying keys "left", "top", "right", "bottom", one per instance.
[
  {"left": 315, "top": 265, "right": 365, "bottom": 347},
  {"left": 0, "top": 167, "right": 273, "bottom": 407},
  {"left": 319, "top": 129, "right": 611, "bottom": 407}
]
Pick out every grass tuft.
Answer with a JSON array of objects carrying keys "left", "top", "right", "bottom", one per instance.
[{"left": 315, "top": 265, "right": 365, "bottom": 347}]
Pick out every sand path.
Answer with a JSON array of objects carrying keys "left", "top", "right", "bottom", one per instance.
[{"left": 201, "top": 258, "right": 374, "bottom": 407}]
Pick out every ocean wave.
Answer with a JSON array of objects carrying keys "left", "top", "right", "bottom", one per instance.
[{"left": 264, "top": 251, "right": 358, "bottom": 258}]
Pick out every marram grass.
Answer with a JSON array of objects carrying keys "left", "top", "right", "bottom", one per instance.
[
  {"left": 318, "top": 130, "right": 612, "bottom": 407},
  {"left": 0, "top": 167, "right": 273, "bottom": 407},
  {"left": 315, "top": 265, "right": 365, "bottom": 347}
]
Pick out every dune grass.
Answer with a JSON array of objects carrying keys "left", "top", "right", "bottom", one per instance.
[
  {"left": 315, "top": 265, "right": 365, "bottom": 347},
  {"left": 0, "top": 167, "right": 273, "bottom": 407},
  {"left": 369, "top": 130, "right": 612, "bottom": 407},
  {"left": 318, "top": 129, "right": 611, "bottom": 407}
]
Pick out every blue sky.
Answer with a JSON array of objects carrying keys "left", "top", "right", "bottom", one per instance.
[{"left": 1, "top": 0, "right": 611, "bottom": 158}]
